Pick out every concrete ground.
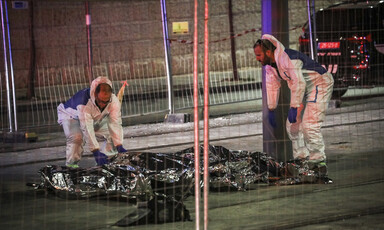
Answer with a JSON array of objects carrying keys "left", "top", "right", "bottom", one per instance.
[{"left": 0, "top": 95, "right": 383, "bottom": 229}]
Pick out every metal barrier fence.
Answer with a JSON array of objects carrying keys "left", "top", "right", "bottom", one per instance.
[
  {"left": 1, "top": 57, "right": 262, "bottom": 130},
  {"left": 0, "top": 1, "right": 383, "bottom": 230},
  {"left": 2, "top": 0, "right": 381, "bottom": 133},
  {"left": 0, "top": 0, "right": 269, "bottom": 132}
]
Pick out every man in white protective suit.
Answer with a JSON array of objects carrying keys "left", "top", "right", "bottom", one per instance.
[
  {"left": 253, "top": 34, "right": 334, "bottom": 177},
  {"left": 57, "top": 76, "right": 127, "bottom": 168}
]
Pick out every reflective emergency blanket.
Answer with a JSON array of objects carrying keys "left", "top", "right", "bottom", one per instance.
[{"left": 32, "top": 145, "right": 330, "bottom": 225}]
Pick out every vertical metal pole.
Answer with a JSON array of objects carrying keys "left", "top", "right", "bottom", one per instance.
[
  {"left": 228, "top": 0, "right": 238, "bottom": 81},
  {"left": 203, "top": 1, "right": 209, "bottom": 229},
  {"left": 261, "top": 0, "right": 292, "bottom": 163},
  {"left": 4, "top": 0, "right": 17, "bottom": 131},
  {"left": 193, "top": 1, "right": 200, "bottom": 229},
  {"left": 311, "top": 0, "right": 318, "bottom": 62},
  {"left": 27, "top": 1, "right": 35, "bottom": 99},
  {"left": 160, "top": 0, "right": 174, "bottom": 114},
  {"left": 85, "top": 1, "right": 93, "bottom": 84},
  {"left": 0, "top": 0, "right": 13, "bottom": 132},
  {"left": 306, "top": 0, "right": 315, "bottom": 60}
]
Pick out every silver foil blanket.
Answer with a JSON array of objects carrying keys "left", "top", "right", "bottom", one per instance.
[
  {"left": 35, "top": 145, "right": 328, "bottom": 200},
  {"left": 32, "top": 145, "right": 331, "bottom": 226}
]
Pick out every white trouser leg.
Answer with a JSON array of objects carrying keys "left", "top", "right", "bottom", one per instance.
[
  {"left": 302, "top": 73, "right": 333, "bottom": 163},
  {"left": 302, "top": 102, "right": 326, "bottom": 162},
  {"left": 62, "top": 119, "right": 84, "bottom": 165},
  {"left": 286, "top": 104, "right": 309, "bottom": 160}
]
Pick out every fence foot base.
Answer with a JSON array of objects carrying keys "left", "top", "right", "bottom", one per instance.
[
  {"left": 328, "top": 99, "right": 341, "bottom": 108},
  {"left": 164, "top": 113, "right": 191, "bottom": 123},
  {"left": 2, "top": 131, "right": 38, "bottom": 143}
]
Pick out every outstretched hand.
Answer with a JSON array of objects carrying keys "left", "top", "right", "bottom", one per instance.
[
  {"left": 93, "top": 150, "right": 109, "bottom": 166},
  {"left": 117, "top": 145, "right": 128, "bottom": 153},
  {"left": 268, "top": 110, "right": 277, "bottom": 128},
  {"left": 288, "top": 107, "right": 297, "bottom": 123}
]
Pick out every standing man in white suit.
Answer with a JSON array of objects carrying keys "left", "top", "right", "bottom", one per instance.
[{"left": 253, "top": 34, "right": 334, "bottom": 176}]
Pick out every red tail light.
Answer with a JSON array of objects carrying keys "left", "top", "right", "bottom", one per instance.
[
  {"left": 353, "top": 64, "right": 368, "bottom": 70},
  {"left": 299, "top": 37, "right": 309, "bottom": 44},
  {"left": 346, "top": 33, "right": 372, "bottom": 43}
]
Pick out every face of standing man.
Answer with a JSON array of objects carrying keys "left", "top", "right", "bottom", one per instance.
[
  {"left": 253, "top": 39, "right": 276, "bottom": 66},
  {"left": 254, "top": 45, "right": 274, "bottom": 66}
]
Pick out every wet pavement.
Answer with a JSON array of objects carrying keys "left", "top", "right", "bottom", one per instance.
[{"left": 0, "top": 95, "right": 383, "bottom": 229}]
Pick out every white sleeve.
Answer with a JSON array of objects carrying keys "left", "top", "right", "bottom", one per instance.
[
  {"left": 265, "top": 66, "right": 281, "bottom": 110},
  {"left": 284, "top": 59, "right": 305, "bottom": 108},
  {"left": 107, "top": 96, "right": 123, "bottom": 146}
]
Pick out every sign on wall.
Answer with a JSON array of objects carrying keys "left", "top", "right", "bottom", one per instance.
[
  {"left": 12, "top": 1, "right": 28, "bottom": 9},
  {"left": 172, "top": 22, "right": 189, "bottom": 35}
]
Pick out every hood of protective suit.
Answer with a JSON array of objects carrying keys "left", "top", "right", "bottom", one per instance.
[
  {"left": 90, "top": 76, "right": 113, "bottom": 104},
  {"left": 261, "top": 34, "right": 286, "bottom": 64}
]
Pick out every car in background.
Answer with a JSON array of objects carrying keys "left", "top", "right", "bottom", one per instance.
[{"left": 299, "top": 0, "right": 384, "bottom": 98}]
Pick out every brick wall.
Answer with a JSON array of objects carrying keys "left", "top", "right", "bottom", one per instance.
[{"left": 0, "top": 0, "right": 336, "bottom": 91}]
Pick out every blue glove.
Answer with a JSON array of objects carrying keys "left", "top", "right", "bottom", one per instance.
[
  {"left": 92, "top": 150, "right": 109, "bottom": 166},
  {"left": 288, "top": 107, "right": 297, "bottom": 123},
  {"left": 116, "top": 145, "right": 128, "bottom": 153},
  {"left": 268, "top": 110, "right": 277, "bottom": 128}
]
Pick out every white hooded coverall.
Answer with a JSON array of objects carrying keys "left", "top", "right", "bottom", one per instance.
[
  {"left": 262, "top": 34, "right": 334, "bottom": 163},
  {"left": 57, "top": 77, "right": 123, "bottom": 166}
]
